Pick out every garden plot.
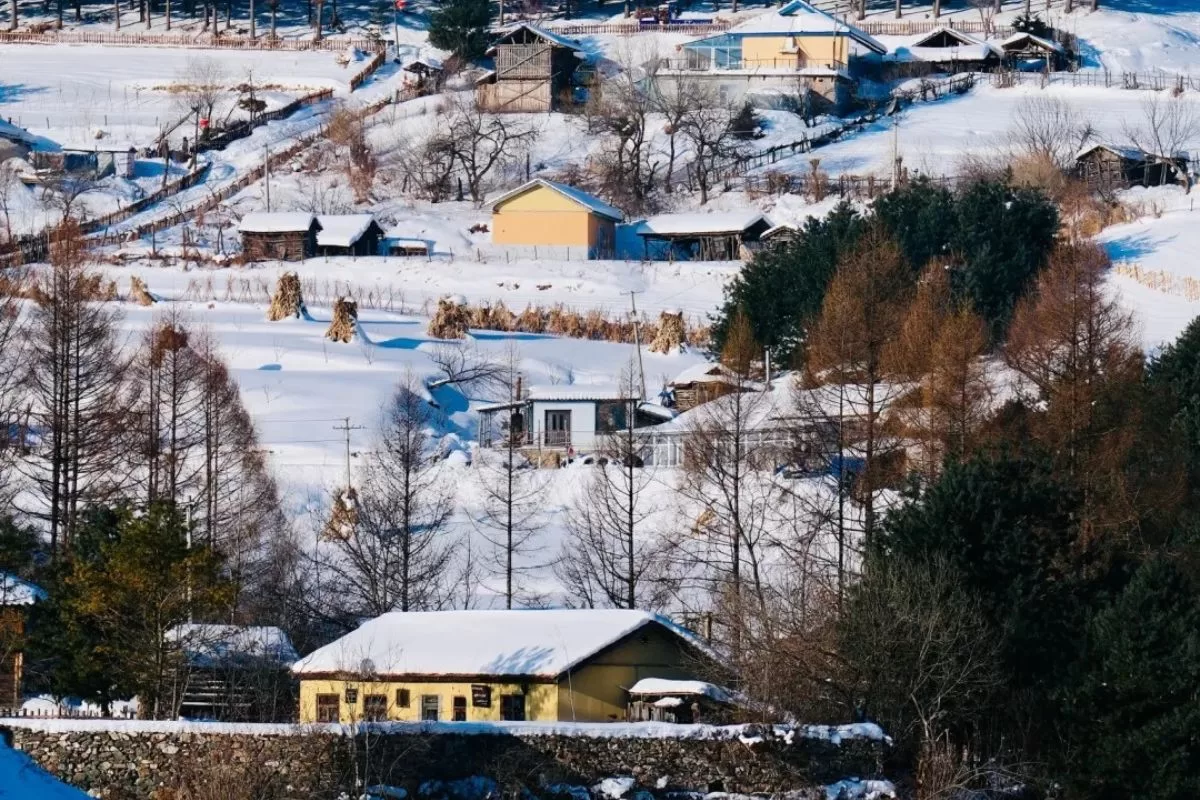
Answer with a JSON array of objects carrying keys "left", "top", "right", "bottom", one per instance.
[{"left": 0, "top": 44, "right": 363, "bottom": 149}]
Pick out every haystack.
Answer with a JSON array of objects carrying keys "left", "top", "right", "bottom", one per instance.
[
  {"left": 648, "top": 310, "right": 687, "bottom": 354},
  {"left": 428, "top": 297, "right": 470, "bottom": 339},
  {"left": 130, "top": 276, "right": 155, "bottom": 306},
  {"left": 325, "top": 297, "right": 358, "bottom": 343},
  {"left": 267, "top": 271, "right": 305, "bottom": 321},
  {"left": 322, "top": 487, "right": 358, "bottom": 541}
]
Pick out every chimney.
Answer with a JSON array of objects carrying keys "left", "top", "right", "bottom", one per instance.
[{"left": 514, "top": 374, "right": 523, "bottom": 403}]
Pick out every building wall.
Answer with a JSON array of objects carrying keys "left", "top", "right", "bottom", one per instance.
[
  {"left": 555, "top": 624, "right": 699, "bottom": 722},
  {"left": 529, "top": 400, "right": 599, "bottom": 448},
  {"left": 493, "top": 185, "right": 598, "bottom": 249},
  {"left": 652, "top": 72, "right": 847, "bottom": 111},
  {"left": 740, "top": 34, "right": 849, "bottom": 69},
  {"left": 477, "top": 80, "right": 554, "bottom": 113},
  {"left": 587, "top": 216, "right": 617, "bottom": 259},
  {"left": 298, "top": 679, "right": 558, "bottom": 723}
]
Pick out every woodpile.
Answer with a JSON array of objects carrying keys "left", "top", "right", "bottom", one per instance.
[
  {"left": 129, "top": 276, "right": 155, "bottom": 306},
  {"left": 428, "top": 297, "right": 471, "bottom": 339},
  {"left": 325, "top": 297, "right": 358, "bottom": 343},
  {"left": 267, "top": 272, "right": 305, "bottom": 321},
  {"left": 648, "top": 310, "right": 687, "bottom": 354}
]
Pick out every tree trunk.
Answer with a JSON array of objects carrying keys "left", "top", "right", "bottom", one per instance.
[
  {"left": 11, "top": 0, "right": 19, "bottom": 31},
  {"left": 114, "top": 0, "right": 120, "bottom": 29},
  {"left": 56, "top": 0, "right": 63, "bottom": 28},
  {"left": 249, "top": 0, "right": 254, "bottom": 39},
  {"left": 932, "top": 0, "right": 940, "bottom": 17},
  {"left": 165, "top": 0, "right": 170, "bottom": 30},
  {"left": 269, "top": 2, "right": 276, "bottom": 37},
  {"left": 895, "top": 0, "right": 901, "bottom": 18}
]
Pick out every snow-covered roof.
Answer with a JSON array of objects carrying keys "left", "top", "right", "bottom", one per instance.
[
  {"left": 526, "top": 384, "right": 629, "bottom": 402},
  {"left": 0, "top": 572, "right": 46, "bottom": 606},
  {"left": 636, "top": 212, "right": 769, "bottom": 237},
  {"left": 1075, "top": 143, "right": 1147, "bottom": 162},
  {"left": 291, "top": 609, "right": 708, "bottom": 678},
  {"left": 489, "top": 23, "right": 583, "bottom": 54},
  {"left": 238, "top": 212, "right": 319, "bottom": 234},
  {"left": 671, "top": 362, "right": 739, "bottom": 386},
  {"left": 0, "top": 118, "right": 37, "bottom": 146},
  {"left": 316, "top": 214, "right": 379, "bottom": 248},
  {"left": 911, "top": 26, "right": 983, "bottom": 48},
  {"left": 761, "top": 223, "right": 797, "bottom": 240},
  {"left": 628, "top": 678, "right": 733, "bottom": 702},
  {"left": 1000, "top": 31, "right": 1064, "bottom": 54},
  {"left": 167, "top": 624, "right": 299, "bottom": 669},
  {"left": 637, "top": 401, "right": 677, "bottom": 421},
  {"left": 491, "top": 179, "right": 623, "bottom": 222},
  {"left": 722, "top": 0, "right": 886, "bottom": 55},
  {"left": 404, "top": 55, "right": 444, "bottom": 71},
  {"left": 897, "top": 43, "right": 999, "bottom": 63}
]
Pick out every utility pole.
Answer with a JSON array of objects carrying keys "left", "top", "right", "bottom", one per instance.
[
  {"left": 625, "top": 291, "right": 647, "bottom": 399},
  {"left": 264, "top": 142, "right": 271, "bottom": 212},
  {"left": 333, "top": 417, "right": 365, "bottom": 489}
]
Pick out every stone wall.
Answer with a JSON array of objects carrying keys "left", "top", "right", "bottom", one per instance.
[{"left": 2, "top": 721, "right": 888, "bottom": 800}]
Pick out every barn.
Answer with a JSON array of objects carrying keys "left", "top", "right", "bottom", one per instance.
[
  {"left": 239, "top": 213, "right": 321, "bottom": 262},
  {"left": 1075, "top": 144, "right": 1190, "bottom": 191},
  {"left": 476, "top": 24, "right": 586, "bottom": 113},
  {"left": 315, "top": 215, "right": 384, "bottom": 257},
  {"left": 636, "top": 212, "right": 772, "bottom": 261},
  {"left": 491, "top": 178, "right": 622, "bottom": 259}
]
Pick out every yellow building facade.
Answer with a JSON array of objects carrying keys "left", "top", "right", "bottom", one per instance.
[
  {"left": 293, "top": 610, "right": 708, "bottom": 724},
  {"left": 491, "top": 179, "right": 622, "bottom": 259}
]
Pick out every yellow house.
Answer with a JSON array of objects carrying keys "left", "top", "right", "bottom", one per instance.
[
  {"left": 661, "top": 0, "right": 887, "bottom": 111},
  {"left": 291, "top": 609, "right": 715, "bottom": 724},
  {"left": 490, "top": 179, "right": 623, "bottom": 260}
]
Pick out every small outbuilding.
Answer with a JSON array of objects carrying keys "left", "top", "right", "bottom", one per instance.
[
  {"left": 627, "top": 678, "right": 735, "bottom": 724},
  {"left": 491, "top": 178, "right": 623, "bottom": 259},
  {"left": 636, "top": 212, "right": 772, "bottom": 261},
  {"left": 890, "top": 26, "right": 1001, "bottom": 71},
  {"left": 0, "top": 572, "right": 45, "bottom": 708},
  {"left": 477, "top": 24, "right": 586, "bottom": 112},
  {"left": 166, "top": 623, "right": 299, "bottom": 722},
  {"left": 668, "top": 362, "right": 747, "bottom": 412},
  {"left": 1075, "top": 143, "right": 1190, "bottom": 191},
  {"left": 239, "top": 213, "right": 321, "bottom": 262},
  {"left": 1000, "top": 31, "right": 1066, "bottom": 70},
  {"left": 315, "top": 214, "right": 384, "bottom": 257}
]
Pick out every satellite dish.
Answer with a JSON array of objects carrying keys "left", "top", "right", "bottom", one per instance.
[{"left": 360, "top": 658, "right": 377, "bottom": 677}]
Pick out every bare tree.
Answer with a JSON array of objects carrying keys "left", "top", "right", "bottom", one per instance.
[
  {"left": 18, "top": 223, "right": 129, "bottom": 557},
  {"left": 318, "top": 376, "right": 455, "bottom": 624},
  {"left": 443, "top": 95, "right": 538, "bottom": 204},
  {"left": 0, "top": 163, "right": 19, "bottom": 244},
  {"left": 40, "top": 173, "right": 98, "bottom": 224},
  {"left": 674, "top": 82, "right": 745, "bottom": 205},
  {"left": 391, "top": 120, "right": 458, "bottom": 203},
  {"left": 1124, "top": 95, "right": 1200, "bottom": 189},
  {"left": 650, "top": 72, "right": 693, "bottom": 193},
  {"left": 556, "top": 362, "right": 667, "bottom": 609},
  {"left": 968, "top": 0, "right": 997, "bottom": 39},
  {"left": 427, "top": 341, "right": 507, "bottom": 396},
  {"left": 1010, "top": 95, "right": 1096, "bottom": 170},
  {"left": 589, "top": 61, "right": 658, "bottom": 213},
  {"left": 326, "top": 109, "right": 377, "bottom": 203},
  {"left": 177, "top": 57, "right": 227, "bottom": 153}
]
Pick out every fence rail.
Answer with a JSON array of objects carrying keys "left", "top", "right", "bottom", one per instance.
[
  {"left": 992, "top": 68, "right": 1200, "bottom": 92},
  {"left": 0, "top": 707, "right": 138, "bottom": 719},
  {"left": 0, "top": 29, "right": 385, "bottom": 51}
]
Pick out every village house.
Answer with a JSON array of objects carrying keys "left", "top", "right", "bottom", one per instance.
[
  {"left": 491, "top": 178, "right": 623, "bottom": 259},
  {"left": 166, "top": 624, "right": 299, "bottom": 722},
  {"left": 477, "top": 24, "right": 588, "bottom": 113},
  {"left": 636, "top": 212, "right": 772, "bottom": 261},
  {"left": 999, "top": 31, "right": 1067, "bottom": 71},
  {"left": 291, "top": 609, "right": 717, "bottom": 724},
  {"left": 239, "top": 213, "right": 322, "bottom": 262},
  {"left": 886, "top": 26, "right": 1001, "bottom": 74},
  {"left": 477, "top": 383, "right": 672, "bottom": 458},
  {"left": 315, "top": 214, "right": 385, "bottom": 258},
  {"left": 652, "top": 0, "right": 886, "bottom": 112},
  {"left": 1075, "top": 143, "right": 1190, "bottom": 191},
  {"left": 0, "top": 572, "right": 45, "bottom": 709}
]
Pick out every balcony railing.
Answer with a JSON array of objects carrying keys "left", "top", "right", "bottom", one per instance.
[{"left": 657, "top": 56, "right": 848, "bottom": 73}]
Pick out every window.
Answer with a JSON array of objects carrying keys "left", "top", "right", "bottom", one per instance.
[
  {"left": 396, "top": 688, "right": 411, "bottom": 708},
  {"left": 452, "top": 696, "right": 467, "bottom": 722},
  {"left": 545, "top": 410, "right": 571, "bottom": 447},
  {"left": 500, "top": 694, "right": 526, "bottom": 722},
  {"left": 421, "top": 694, "right": 440, "bottom": 722},
  {"left": 345, "top": 687, "right": 358, "bottom": 704},
  {"left": 316, "top": 694, "right": 340, "bottom": 723},
  {"left": 364, "top": 694, "right": 388, "bottom": 721}
]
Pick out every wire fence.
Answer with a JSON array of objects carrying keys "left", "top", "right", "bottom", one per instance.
[
  {"left": 0, "top": 29, "right": 385, "bottom": 51},
  {"left": 991, "top": 69, "right": 1200, "bottom": 92}
]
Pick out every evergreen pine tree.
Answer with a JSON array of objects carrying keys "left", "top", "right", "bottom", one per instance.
[{"left": 428, "top": 0, "right": 491, "bottom": 60}]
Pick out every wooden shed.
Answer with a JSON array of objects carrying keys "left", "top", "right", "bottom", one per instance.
[
  {"left": 239, "top": 213, "right": 321, "bottom": 262},
  {"left": 1075, "top": 144, "right": 1189, "bottom": 191},
  {"left": 477, "top": 24, "right": 586, "bottom": 113},
  {"left": 491, "top": 178, "right": 623, "bottom": 259},
  {"left": 315, "top": 215, "right": 384, "bottom": 257},
  {"left": 1000, "top": 31, "right": 1066, "bottom": 70},
  {"left": 668, "top": 362, "right": 747, "bottom": 412},
  {"left": 636, "top": 212, "right": 772, "bottom": 261}
]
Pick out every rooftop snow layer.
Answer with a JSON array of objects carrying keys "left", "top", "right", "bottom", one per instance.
[
  {"left": 491, "top": 179, "right": 623, "bottom": 222},
  {"left": 489, "top": 23, "right": 583, "bottom": 54},
  {"left": 1000, "top": 31, "right": 1064, "bottom": 53},
  {"left": 166, "top": 624, "right": 299, "bottom": 669},
  {"left": 628, "top": 678, "right": 733, "bottom": 702},
  {"left": 0, "top": 118, "right": 37, "bottom": 145},
  {"left": 316, "top": 214, "right": 378, "bottom": 248},
  {"left": 671, "top": 362, "right": 739, "bottom": 385},
  {"left": 636, "top": 212, "right": 767, "bottom": 237},
  {"left": 526, "top": 384, "right": 628, "bottom": 402},
  {"left": 723, "top": 0, "right": 886, "bottom": 54},
  {"left": 238, "top": 212, "right": 318, "bottom": 234},
  {"left": 0, "top": 571, "right": 46, "bottom": 605},
  {"left": 291, "top": 609, "right": 704, "bottom": 678}
]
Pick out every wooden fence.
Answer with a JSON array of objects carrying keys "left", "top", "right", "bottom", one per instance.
[
  {"left": 348, "top": 50, "right": 387, "bottom": 91},
  {"left": 0, "top": 29, "right": 384, "bottom": 51},
  {"left": 537, "top": 18, "right": 1012, "bottom": 37},
  {"left": 0, "top": 706, "right": 137, "bottom": 720},
  {"left": 992, "top": 68, "right": 1200, "bottom": 92}
]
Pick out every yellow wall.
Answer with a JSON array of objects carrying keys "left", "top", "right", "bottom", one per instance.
[
  {"left": 741, "top": 34, "right": 849, "bottom": 69},
  {"left": 299, "top": 678, "right": 558, "bottom": 724},
  {"left": 555, "top": 625, "right": 696, "bottom": 722},
  {"left": 492, "top": 184, "right": 600, "bottom": 249}
]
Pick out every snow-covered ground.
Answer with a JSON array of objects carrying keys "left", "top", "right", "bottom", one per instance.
[{"left": 0, "top": 741, "right": 89, "bottom": 799}]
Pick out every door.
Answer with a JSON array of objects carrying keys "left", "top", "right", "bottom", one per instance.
[
  {"left": 545, "top": 410, "right": 571, "bottom": 447},
  {"left": 421, "top": 694, "right": 440, "bottom": 721}
]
